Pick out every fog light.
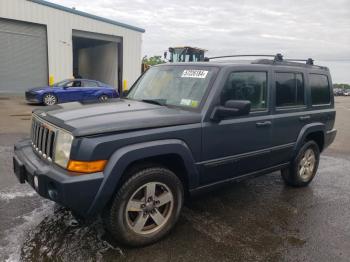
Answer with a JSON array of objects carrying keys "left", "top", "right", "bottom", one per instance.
[
  {"left": 33, "top": 176, "right": 39, "bottom": 189},
  {"left": 48, "top": 188, "right": 58, "bottom": 200}
]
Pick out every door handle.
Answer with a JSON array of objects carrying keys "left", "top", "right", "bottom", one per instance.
[
  {"left": 256, "top": 121, "right": 272, "bottom": 127},
  {"left": 299, "top": 115, "right": 311, "bottom": 122}
]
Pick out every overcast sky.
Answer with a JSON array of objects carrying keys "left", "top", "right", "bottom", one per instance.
[{"left": 51, "top": 0, "right": 350, "bottom": 83}]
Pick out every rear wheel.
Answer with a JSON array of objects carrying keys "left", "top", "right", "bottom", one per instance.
[
  {"left": 99, "top": 94, "right": 109, "bottom": 102},
  {"left": 103, "top": 166, "right": 184, "bottom": 246},
  {"left": 43, "top": 93, "right": 57, "bottom": 106},
  {"left": 281, "top": 140, "right": 320, "bottom": 187}
]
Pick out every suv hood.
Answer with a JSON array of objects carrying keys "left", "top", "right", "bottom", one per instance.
[{"left": 33, "top": 99, "right": 201, "bottom": 136}]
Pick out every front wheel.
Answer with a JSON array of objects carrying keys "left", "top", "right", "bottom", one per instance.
[
  {"left": 103, "top": 166, "right": 184, "bottom": 246},
  {"left": 281, "top": 140, "right": 320, "bottom": 187},
  {"left": 43, "top": 93, "right": 57, "bottom": 106}
]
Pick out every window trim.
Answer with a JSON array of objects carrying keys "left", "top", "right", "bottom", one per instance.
[
  {"left": 275, "top": 71, "right": 306, "bottom": 110},
  {"left": 309, "top": 73, "right": 331, "bottom": 107},
  {"left": 222, "top": 70, "right": 269, "bottom": 113}
]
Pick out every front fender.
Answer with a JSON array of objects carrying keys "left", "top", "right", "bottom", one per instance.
[{"left": 86, "top": 139, "right": 198, "bottom": 216}]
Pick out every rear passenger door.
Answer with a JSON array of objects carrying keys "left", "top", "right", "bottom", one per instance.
[
  {"left": 82, "top": 80, "right": 100, "bottom": 101},
  {"left": 270, "top": 71, "right": 309, "bottom": 165},
  {"left": 201, "top": 70, "right": 273, "bottom": 185}
]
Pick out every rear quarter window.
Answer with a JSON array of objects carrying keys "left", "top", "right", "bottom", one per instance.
[{"left": 309, "top": 74, "right": 331, "bottom": 105}]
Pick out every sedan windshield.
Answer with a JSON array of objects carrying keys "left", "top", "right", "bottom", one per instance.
[{"left": 127, "top": 66, "right": 217, "bottom": 109}]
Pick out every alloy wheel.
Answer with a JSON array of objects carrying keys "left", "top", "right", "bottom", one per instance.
[
  {"left": 125, "top": 182, "right": 174, "bottom": 235},
  {"left": 99, "top": 95, "right": 108, "bottom": 102},
  {"left": 44, "top": 94, "right": 57, "bottom": 105},
  {"left": 298, "top": 148, "right": 316, "bottom": 180}
]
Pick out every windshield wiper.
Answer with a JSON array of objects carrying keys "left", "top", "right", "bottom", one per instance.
[{"left": 141, "top": 99, "right": 167, "bottom": 106}]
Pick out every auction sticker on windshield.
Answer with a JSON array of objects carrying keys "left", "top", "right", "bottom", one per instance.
[{"left": 181, "top": 70, "right": 208, "bottom": 78}]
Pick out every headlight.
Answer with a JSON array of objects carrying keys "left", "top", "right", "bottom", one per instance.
[{"left": 54, "top": 130, "right": 73, "bottom": 168}]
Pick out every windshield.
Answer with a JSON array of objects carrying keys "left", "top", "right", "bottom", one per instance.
[
  {"left": 171, "top": 49, "right": 204, "bottom": 62},
  {"left": 127, "top": 66, "right": 217, "bottom": 109}
]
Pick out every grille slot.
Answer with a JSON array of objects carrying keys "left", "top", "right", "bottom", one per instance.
[{"left": 31, "top": 117, "right": 56, "bottom": 161}]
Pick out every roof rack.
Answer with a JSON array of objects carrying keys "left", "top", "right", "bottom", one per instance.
[
  {"left": 207, "top": 54, "right": 282, "bottom": 61},
  {"left": 206, "top": 53, "right": 315, "bottom": 65},
  {"left": 285, "top": 58, "right": 314, "bottom": 65}
]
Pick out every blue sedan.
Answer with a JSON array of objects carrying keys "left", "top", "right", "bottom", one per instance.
[{"left": 25, "top": 79, "right": 119, "bottom": 106}]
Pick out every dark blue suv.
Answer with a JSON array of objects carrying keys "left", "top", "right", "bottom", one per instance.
[{"left": 13, "top": 55, "right": 336, "bottom": 246}]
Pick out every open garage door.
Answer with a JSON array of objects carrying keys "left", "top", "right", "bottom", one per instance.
[
  {"left": 0, "top": 18, "right": 48, "bottom": 93},
  {"left": 72, "top": 30, "right": 122, "bottom": 90}
]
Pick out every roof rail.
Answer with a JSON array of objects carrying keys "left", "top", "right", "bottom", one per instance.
[
  {"left": 206, "top": 53, "right": 315, "bottom": 65},
  {"left": 208, "top": 54, "right": 278, "bottom": 60},
  {"left": 285, "top": 58, "right": 314, "bottom": 65}
]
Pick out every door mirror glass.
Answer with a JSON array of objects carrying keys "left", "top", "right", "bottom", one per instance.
[{"left": 211, "top": 100, "right": 251, "bottom": 121}]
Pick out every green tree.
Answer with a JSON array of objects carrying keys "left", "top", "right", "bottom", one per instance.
[
  {"left": 333, "top": 83, "right": 350, "bottom": 89},
  {"left": 142, "top": 55, "right": 165, "bottom": 66}
]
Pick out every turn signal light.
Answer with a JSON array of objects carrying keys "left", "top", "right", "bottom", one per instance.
[{"left": 67, "top": 160, "right": 107, "bottom": 174}]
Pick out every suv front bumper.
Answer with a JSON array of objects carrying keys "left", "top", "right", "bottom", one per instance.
[{"left": 13, "top": 139, "right": 104, "bottom": 217}]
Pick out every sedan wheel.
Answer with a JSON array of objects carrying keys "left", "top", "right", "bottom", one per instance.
[
  {"left": 43, "top": 94, "right": 57, "bottom": 106},
  {"left": 99, "top": 95, "right": 109, "bottom": 102}
]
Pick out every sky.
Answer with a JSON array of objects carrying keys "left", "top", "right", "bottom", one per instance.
[{"left": 50, "top": 0, "right": 350, "bottom": 83}]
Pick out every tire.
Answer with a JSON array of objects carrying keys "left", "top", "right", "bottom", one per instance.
[
  {"left": 43, "top": 93, "right": 58, "bottom": 106},
  {"left": 103, "top": 166, "right": 184, "bottom": 246},
  {"left": 99, "top": 94, "right": 109, "bottom": 102},
  {"left": 281, "top": 140, "right": 320, "bottom": 187}
]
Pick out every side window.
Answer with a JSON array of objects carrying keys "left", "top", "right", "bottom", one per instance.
[
  {"left": 309, "top": 74, "right": 330, "bottom": 105},
  {"left": 65, "top": 81, "right": 74, "bottom": 87},
  {"left": 221, "top": 72, "right": 268, "bottom": 111},
  {"left": 275, "top": 72, "right": 304, "bottom": 107},
  {"left": 71, "top": 80, "right": 82, "bottom": 87},
  {"left": 83, "top": 81, "right": 98, "bottom": 87}
]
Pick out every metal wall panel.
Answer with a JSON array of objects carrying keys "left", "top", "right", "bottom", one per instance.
[
  {"left": 0, "top": 0, "right": 143, "bottom": 91},
  {"left": 0, "top": 18, "right": 48, "bottom": 92}
]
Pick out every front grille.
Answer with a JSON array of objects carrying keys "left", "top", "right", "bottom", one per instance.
[{"left": 31, "top": 116, "right": 56, "bottom": 161}]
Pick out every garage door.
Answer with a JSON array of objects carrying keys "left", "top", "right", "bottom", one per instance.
[{"left": 0, "top": 18, "right": 48, "bottom": 93}]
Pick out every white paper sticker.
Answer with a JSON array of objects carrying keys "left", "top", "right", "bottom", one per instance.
[
  {"left": 180, "top": 99, "right": 192, "bottom": 106},
  {"left": 181, "top": 70, "right": 208, "bottom": 78}
]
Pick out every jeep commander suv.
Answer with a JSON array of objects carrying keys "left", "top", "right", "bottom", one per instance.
[{"left": 13, "top": 54, "right": 336, "bottom": 246}]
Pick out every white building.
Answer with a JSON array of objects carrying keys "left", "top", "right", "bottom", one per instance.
[{"left": 0, "top": 0, "right": 144, "bottom": 93}]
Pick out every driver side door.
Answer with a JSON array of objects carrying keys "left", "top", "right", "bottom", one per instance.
[
  {"left": 200, "top": 70, "right": 273, "bottom": 185},
  {"left": 59, "top": 80, "right": 84, "bottom": 102}
]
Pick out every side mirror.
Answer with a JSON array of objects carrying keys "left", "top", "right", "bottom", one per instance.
[
  {"left": 210, "top": 100, "right": 251, "bottom": 121},
  {"left": 63, "top": 86, "right": 69, "bottom": 89},
  {"left": 164, "top": 51, "right": 168, "bottom": 60}
]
